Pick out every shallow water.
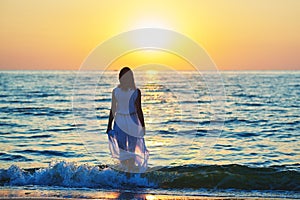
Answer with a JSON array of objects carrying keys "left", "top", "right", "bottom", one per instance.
[{"left": 0, "top": 70, "right": 299, "bottom": 195}]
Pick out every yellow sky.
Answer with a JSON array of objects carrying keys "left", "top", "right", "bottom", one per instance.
[{"left": 0, "top": 0, "right": 299, "bottom": 70}]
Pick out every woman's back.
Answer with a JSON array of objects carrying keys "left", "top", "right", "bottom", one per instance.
[{"left": 114, "top": 87, "right": 136, "bottom": 115}]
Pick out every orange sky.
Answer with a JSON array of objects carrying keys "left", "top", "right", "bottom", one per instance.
[{"left": 0, "top": 0, "right": 299, "bottom": 70}]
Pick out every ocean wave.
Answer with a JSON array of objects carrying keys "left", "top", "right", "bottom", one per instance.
[
  {"left": 0, "top": 161, "right": 154, "bottom": 189},
  {"left": 0, "top": 161, "right": 299, "bottom": 191}
]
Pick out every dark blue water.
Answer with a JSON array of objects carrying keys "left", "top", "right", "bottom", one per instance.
[{"left": 0, "top": 70, "right": 299, "bottom": 197}]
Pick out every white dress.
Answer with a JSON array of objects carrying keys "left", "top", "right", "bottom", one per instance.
[{"left": 108, "top": 87, "right": 149, "bottom": 172}]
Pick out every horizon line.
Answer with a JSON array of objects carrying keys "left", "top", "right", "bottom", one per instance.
[{"left": 0, "top": 69, "right": 299, "bottom": 71}]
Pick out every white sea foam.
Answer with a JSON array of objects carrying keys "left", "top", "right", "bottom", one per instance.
[{"left": 1, "top": 161, "right": 156, "bottom": 188}]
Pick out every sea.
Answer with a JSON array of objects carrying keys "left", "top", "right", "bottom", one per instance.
[{"left": 0, "top": 70, "right": 299, "bottom": 199}]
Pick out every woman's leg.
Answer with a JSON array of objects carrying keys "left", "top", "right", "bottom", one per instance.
[
  {"left": 114, "top": 124, "right": 129, "bottom": 169},
  {"left": 127, "top": 135, "right": 137, "bottom": 171}
]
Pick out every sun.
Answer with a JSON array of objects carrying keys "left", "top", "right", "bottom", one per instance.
[{"left": 131, "top": 17, "right": 172, "bottom": 29}]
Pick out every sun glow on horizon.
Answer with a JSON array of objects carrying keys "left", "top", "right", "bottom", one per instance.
[
  {"left": 106, "top": 50, "right": 195, "bottom": 71},
  {"left": 146, "top": 70, "right": 158, "bottom": 75}
]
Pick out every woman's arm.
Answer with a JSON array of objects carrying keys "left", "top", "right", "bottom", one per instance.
[
  {"left": 135, "top": 89, "right": 145, "bottom": 128},
  {"left": 106, "top": 90, "right": 116, "bottom": 133}
]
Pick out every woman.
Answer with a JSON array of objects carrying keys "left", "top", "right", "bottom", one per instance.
[{"left": 106, "top": 67, "right": 148, "bottom": 173}]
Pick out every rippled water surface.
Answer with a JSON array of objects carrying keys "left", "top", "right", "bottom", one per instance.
[{"left": 0, "top": 70, "right": 299, "bottom": 170}]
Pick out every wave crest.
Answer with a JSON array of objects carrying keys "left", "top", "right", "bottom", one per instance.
[{"left": 0, "top": 161, "right": 299, "bottom": 191}]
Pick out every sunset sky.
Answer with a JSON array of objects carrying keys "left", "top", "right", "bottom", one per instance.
[{"left": 0, "top": 0, "right": 299, "bottom": 70}]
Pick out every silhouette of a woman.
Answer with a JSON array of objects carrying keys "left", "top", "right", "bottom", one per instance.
[{"left": 107, "top": 67, "right": 148, "bottom": 172}]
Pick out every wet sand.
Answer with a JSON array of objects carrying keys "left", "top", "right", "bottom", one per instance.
[{"left": 0, "top": 188, "right": 291, "bottom": 200}]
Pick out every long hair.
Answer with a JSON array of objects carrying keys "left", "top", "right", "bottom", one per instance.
[{"left": 118, "top": 67, "right": 136, "bottom": 90}]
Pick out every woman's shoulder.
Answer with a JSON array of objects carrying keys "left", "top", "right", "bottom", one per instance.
[
  {"left": 113, "top": 86, "right": 122, "bottom": 91},
  {"left": 135, "top": 88, "right": 141, "bottom": 96},
  {"left": 112, "top": 87, "right": 120, "bottom": 96}
]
